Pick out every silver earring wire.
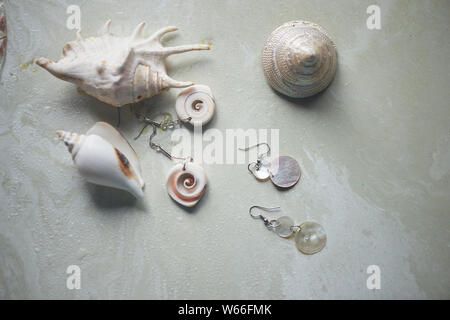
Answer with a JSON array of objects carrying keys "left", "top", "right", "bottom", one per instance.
[
  {"left": 249, "top": 205, "right": 281, "bottom": 229},
  {"left": 239, "top": 143, "right": 271, "bottom": 175},
  {"left": 239, "top": 142, "right": 271, "bottom": 158},
  {"left": 134, "top": 113, "right": 191, "bottom": 140},
  {"left": 134, "top": 113, "right": 193, "bottom": 166}
]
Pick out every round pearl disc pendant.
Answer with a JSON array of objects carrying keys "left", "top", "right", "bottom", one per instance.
[
  {"left": 294, "top": 221, "right": 327, "bottom": 254},
  {"left": 274, "top": 216, "right": 295, "bottom": 238},
  {"left": 253, "top": 166, "right": 270, "bottom": 181},
  {"left": 269, "top": 156, "right": 301, "bottom": 188}
]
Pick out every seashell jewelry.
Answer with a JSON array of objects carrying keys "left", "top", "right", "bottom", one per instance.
[
  {"left": 56, "top": 122, "right": 145, "bottom": 198},
  {"left": 135, "top": 114, "right": 207, "bottom": 207},
  {"left": 0, "top": 3, "right": 6, "bottom": 76},
  {"left": 175, "top": 84, "right": 215, "bottom": 126},
  {"left": 249, "top": 205, "right": 326, "bottom": 255},
  {"left": 36, "top": 20, "right": 210, "bottom": 107},
  {"left": 239, "top": 143, "right": 301, "bottom": 189},
  {"left": 262, "top": 20, "right": 337, "bottom": 98}
]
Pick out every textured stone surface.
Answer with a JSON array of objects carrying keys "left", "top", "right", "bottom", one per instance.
[{"left": 0, "top": 0, "right": 449, "bottom": 299}]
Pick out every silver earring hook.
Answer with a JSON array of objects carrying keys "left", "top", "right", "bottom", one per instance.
[
  {"left": 134, "top": 113, "right": 192, "bottom": 140},
  {"left": 239, "top": 143, "right": 271, "bottom": 177},
  {"left": 134, "top": 113, "right": 193, "bottom": 162},
  {"left": 148, "top": 124, "right": 192, "bottom": 162},
  {"left": 182, "top": 156, "right": 193, "bottom": 170},
  {"left": 249, "top": 205, "right": 281, "bottom": 229},
  {"left": 239, "top": 142, "right": 271, "bottom": 159},
  {"left": 247, "top": 162, "right": 258, "bottom": 174},
  {"left": 249, "top": 205, "right": 280, "bottom": 217},
  {"left": 148, "top": 124, "right": 172, "bottom": 160}
]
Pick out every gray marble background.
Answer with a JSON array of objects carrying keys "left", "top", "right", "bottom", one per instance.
[{"left": 0, "top": 0, "right": 449, "bottom": 299}]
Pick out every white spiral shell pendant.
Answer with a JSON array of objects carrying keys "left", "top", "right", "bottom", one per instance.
[
  {"left": 176, "top": 85, "right": 215, "bottom": 126},
  {"left": 36, "top": 21, "right": 210, "bottom": 107},
  {"left": 57, "top": 122, "right": 145, "bottom": 198},
  {"left": 262, "top": 20, "right": 337, "bottom": 98},
  {"left": 166, "top": 162, "right": 207, "bottom": 207}
]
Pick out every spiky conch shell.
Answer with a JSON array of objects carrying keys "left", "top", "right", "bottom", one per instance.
[
  {"left": 36, "top": 21, "right": 210, "bottom": 106},
  {"left": 166, "top": 162, "right": 206, "bottom": 207},
  {"left": 262, "top": 20, "right": 337, "bottom": 98},
  {"left": 57, "top": 122, "right": 144, "bottom": 198}
]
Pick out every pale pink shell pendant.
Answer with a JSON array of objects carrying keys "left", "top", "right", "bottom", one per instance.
[
  {"left": 37, "top": 21, "right": 210, "bottom": 106},
  {"left": 166, "top": 162, "right": 207, "bottom": 207}
]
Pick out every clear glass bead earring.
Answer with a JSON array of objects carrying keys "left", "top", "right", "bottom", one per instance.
[
  {"left": 249, "top": 205, "right": 326, "bottom": 254},
  {"left": 135, "top": 114, "right": 207, "bottom": 207},
  {"left": 239, "top": 143, "right": 301, "bottom": 189}
]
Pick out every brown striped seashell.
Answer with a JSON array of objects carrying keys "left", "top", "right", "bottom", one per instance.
[
  {"left": 262, "top": 20, "right": 337, "bottom": 98},
  {"left": 36, "top": 21, "right": 210, "bottom": 107},
  {"left": 166, "top": 162, "right": 206, "bottom": 207},
  {"left": 56, "top": 122, "right": 144, "bottom": 198},
  {"left": 175, "top": 84, "right": 215, "bottom": 126},
  {"left": 0, "top": 3, "right": 6, "bottom": 76}
]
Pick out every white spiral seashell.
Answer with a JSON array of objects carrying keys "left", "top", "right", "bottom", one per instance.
[
  {"left": 166, "top": 162, "right": 207, "bottom": 207},
  {"left": 36, "top": 21, "right": 210, "bottom": 106},
  {"left": 175, "top": 85, "right": 215, "bottom": 126},
  {"left": 262, "top": 20, "right": 337, "bottom": 98},
  {"left": 56, "top": 122, "right": 144, "bottom": 198}
]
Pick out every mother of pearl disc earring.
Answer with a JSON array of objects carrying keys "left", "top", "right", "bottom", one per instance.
[
  {"left": 239, "top": 143, "right": 301, "bottom": 189},
  {"left": 249, "top": 205, "right": 326, "bottom": 254}
]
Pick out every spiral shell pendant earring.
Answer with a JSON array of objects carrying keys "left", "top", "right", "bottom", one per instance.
[
  {"left": 135, "top": 114, "right": 207, "bottom": 207},
  {"left": 239, "top": 143, "right": 301, "bottom": 189},
  {"left": 249, "top": 206, "right": 326, "bottom": 254},
  {"left": 176, "top": 85, "right": 216, "bottom": 126}
]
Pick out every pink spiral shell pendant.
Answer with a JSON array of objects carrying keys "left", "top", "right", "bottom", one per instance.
[
  {"left": 166, "top": 162, "right": 207, "bottom": 207},
  {"left": 36, "top": 20, "right": 210, "bottom": 107}
]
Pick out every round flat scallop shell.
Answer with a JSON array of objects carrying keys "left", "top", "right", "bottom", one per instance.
[
  {"left": 262, "top": 20, "right": 337, "bottom": 98},
  {"left": 166, "top": 162, "right": 207, "bottom": 207},
  {"left": 269, "top": 156, "right": 301, "bottom": 188},
  {"left": 176, "top": 85, "right": 215, "bottom": 126},
  {"left": 274, "top": 216, "right": 294, "bottom": 238},
  {"left": 295, "top": 221, "right": 326, "bottom": 254}
]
